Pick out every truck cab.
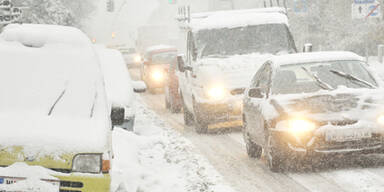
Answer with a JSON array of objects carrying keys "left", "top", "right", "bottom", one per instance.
[{"left": 177, "top": 7, "right": 297, "bottom": 133}]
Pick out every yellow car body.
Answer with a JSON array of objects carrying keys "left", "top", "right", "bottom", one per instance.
[{"left": 0, "top": 147, "right": 111, "bottom": 192}]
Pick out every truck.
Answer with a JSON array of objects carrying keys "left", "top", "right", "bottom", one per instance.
[{"left": 176, "top": 7, "right": 297, "bottom": 133}]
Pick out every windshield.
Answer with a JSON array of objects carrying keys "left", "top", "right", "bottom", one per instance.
[
  {"left": 272, "top": 60, "right": 377, "bottom": 94},
  {"left": 196, "top": 24, "right": 296, "bottom": 58},
  {"left": 151, "top": 51, "right": 177, "bottom": 64}
]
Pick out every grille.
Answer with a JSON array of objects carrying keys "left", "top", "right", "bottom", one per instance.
[{"left": 60, "top": 181, "right": 84, "bottom": 188}]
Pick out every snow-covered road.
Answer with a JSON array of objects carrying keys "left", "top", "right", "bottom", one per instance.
[
  {"left": 140, "top": 92, "right": 384, "bottom": 192},
  {"left": 126, "top": 68, "right": 384, "bottom": 192}
]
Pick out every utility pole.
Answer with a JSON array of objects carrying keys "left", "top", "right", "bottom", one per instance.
[{"left": 230, "top": 0, "right": 235, "bottom": 9}]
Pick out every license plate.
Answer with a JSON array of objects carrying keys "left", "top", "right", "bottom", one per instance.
[{"left": 326, "top": 128, "right": 372, "bottom": 142}]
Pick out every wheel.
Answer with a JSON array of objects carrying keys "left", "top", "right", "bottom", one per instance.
[
  {"left": 243, "top": 118, "right": 262, "bottom": 158},
  {"left": 165, "top": 90, "right": 171, "bottom": 109},
  {"left": 182, "top": 96, "right": 194, "bottom": 126},
  {"left": 193, "top": 99, "right": 208, "bottom": 134},
  {"left": 265, "top": 134, "right": 287, "bottom": 172}
]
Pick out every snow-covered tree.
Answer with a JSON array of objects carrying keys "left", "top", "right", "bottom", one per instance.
[{"left": 12, "top": 0, "right": 95, "bottom": 28}]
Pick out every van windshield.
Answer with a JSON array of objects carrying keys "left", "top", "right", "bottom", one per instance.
[{"left": 196, "top": 24, "right": 296, "bottom": 57}]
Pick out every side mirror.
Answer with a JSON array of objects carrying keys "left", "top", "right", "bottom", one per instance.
[
  {"left": 132, "top": 81, "right": 147, "bottom": 93},
  {"left": 177, "top": 56, "right": 185, "bottom": 72},
  {"left": 303, "top": 43, "right": 313, "bottom": 53},
  {"left": 111, "top": 107, "right": 125, "bottom": 127},
  {"left": 248, "top": 88, "right": 264, "bottom": 98}
]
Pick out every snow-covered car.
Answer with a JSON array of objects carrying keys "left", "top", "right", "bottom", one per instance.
[
  {"left": 96, "top": 46, "right": 146, "bottom": 131},
  {"left": 0, "top": 24, "right": 115, "bottom": 192},
  {"left": 165, "top": 56, "right": 182, "bottom": 113},
  {"left": 140, "top": 45, "right": 177, "bottom": 93},
  {"left": 119, "top": 47, "right": 142, "bottom": 68},
  {"left": 242, "top": 51, "right": 384, "bottom": 172},
  {"left": 176, "top": 7, "right": 297, "bottom": 133}
]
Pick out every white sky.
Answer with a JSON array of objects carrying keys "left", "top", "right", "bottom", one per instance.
[{"left": 83, "top": 0, "right": 159, "bottom": 47}]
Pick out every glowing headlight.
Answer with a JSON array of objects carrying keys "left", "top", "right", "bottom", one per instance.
[
  {"left": 207, "top": 87, "right": 226, "bottom": 100},
  {"left": 377, "top": 115, "right": 384, "bottom": 126},
  {"left": 151, "top": 71, "right": 164, "bottom": 81},
  {"left": 134, "top": 55, "right": 141, "bottom": 63},
  {"left": 289, "top": 118, "right": 317, "bottom": 134},
  {"left": 72, "top": 154, "right": 102, "bottom": 173}
]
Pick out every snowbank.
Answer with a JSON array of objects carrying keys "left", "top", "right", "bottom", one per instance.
[
  {"left": 111, "top": 97, "right": 235, "bottom": 192},
  {"left": 0, "top": 163, "right": 59, "bottom": 192}
]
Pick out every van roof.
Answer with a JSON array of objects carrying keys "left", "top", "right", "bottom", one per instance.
[{"left": 181, "top": 7, "right": 288, "bottom": 32}]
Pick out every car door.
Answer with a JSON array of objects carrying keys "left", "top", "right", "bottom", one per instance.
[{"left": 244, "top": 62, "right": 272, "bottom": 145}]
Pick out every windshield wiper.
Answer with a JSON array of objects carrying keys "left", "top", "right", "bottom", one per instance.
[
  {"left": 330, "top": 69, "right": 376, "bottom": 89},
  {"left": 302, "top": 67, "right": 334, "bottom": 90}
]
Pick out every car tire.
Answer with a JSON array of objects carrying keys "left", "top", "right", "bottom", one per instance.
[
  {"left": 265, "top": 133, "right": 287, "bottom": 172},
  {"left": 193, "top": 99, "right": 208, "bottom": 134},
  {"left": 182, "top": 96, "right": 194, "bottom": 126},
  {"left": 243, "top": 118, "right": 262, "bottom": 158}
]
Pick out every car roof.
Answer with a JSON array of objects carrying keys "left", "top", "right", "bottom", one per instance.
[
  {"left": 270, "top": 51, "right": 364, "bottom": 67},
  {"left": 145, "top": 45, "right": 177, "bottom": 54}
]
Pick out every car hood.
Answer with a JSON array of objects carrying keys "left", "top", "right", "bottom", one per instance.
[
  {"left": 0, "top": 113, "right": 110, "bottom": 170},
  {"left": 0, "top": 147, "right": 75, "bottom": 171},
  {"left": 272, "top": 88, "right": 384, "bottom": 123},
  {"left": 195, "top": 53, "right": 272, "bottom": 90}
]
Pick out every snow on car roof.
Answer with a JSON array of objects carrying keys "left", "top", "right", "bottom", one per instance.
[
  {"left": 0, "top": 31, "right": 110, "bottom": 155},
  {"left": 1, "top": 24, "right": 91, "bottom": 47},
  {"left": 145, "top": 44, "right": 176, "bottom": 53},
  {"left": 271, "top": 51, "right": 364, "bottom": 67},
  {"left": 187, "top": 7, "right": 288, "bottom": 32},
  {"left": 96, "top": 46, "right": 134, "bottom": 108}
]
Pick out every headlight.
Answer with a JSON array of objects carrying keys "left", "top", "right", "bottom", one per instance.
[
  {"left": 289, "top": 118, "right": 317, "bottom": 135},
  {"left": 151, "top": 70, "right": 164, "bottom": 81},
  {"left": 134, "top": 55, "right": 141, "bottom": 63},
  {"left": 72, "top": 154, "right": 102, "bottom": 173},
  {"left": 377, "top": 115, "right": 384, "bottom": 126},
  {"left": 207, "top": 86, "right": 226, "bottom": 100}
]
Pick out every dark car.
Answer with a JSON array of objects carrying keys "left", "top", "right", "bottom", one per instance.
[
  {"left": 242, "top": 51, "right": 384, "bottom": 172},
  {"left": 140, "top": 45, "right": 177, "bottom": 93},
  {"left": 165, "top": 58, "right": 182, "bottom": 113}
]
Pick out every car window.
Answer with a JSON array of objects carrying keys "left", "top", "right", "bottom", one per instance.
[{"left": 250, "top": 63, "right": 272, "bottom": 94}]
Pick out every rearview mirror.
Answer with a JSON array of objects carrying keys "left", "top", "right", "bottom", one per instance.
[
  {"left": 111, "top": 107, "right": 125, "bottom": 127},
  {"left": 248, "top": 88, "right": 264, "bottom": 98},
  {"left": 132, "top": 81, "right": 147, "bottom": 93},
  {"left": 177, "top": 55, "right": 185, "bottom": 72}
]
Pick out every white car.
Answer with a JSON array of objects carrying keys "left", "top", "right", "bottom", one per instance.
[
  {"left": 96, "top": 46, "right": 146, "bottom": 131},
  {"left": 176, "top": 7, "right": 297, "bottom": 133}
]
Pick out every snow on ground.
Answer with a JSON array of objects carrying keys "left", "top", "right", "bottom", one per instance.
[{"left": 111, "top": 96, "right": 235, "bottom": 192}]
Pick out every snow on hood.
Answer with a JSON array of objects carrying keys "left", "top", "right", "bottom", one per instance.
[
  {"left": 272, "top": 87, "right": 384, "bottom": 123},
  {"left": 96, "top": 47, "right": 134, "bottom": 108},
  {"left": 189, "top": 8, "right": 288, "bottom": 32},
  {"left": 195, "top": 54, "right": 272, "bottom": 89}
]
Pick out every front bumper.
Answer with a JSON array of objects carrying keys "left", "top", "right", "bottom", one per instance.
[
  {"left": 273, "top": 131, "right": 384, "bottom": 157},
  {"left": 55, "top": 173, "right": 110, "bottom": 192},
  {"left": 195, "top": 99, "right": 243, "bottom": 129}
]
